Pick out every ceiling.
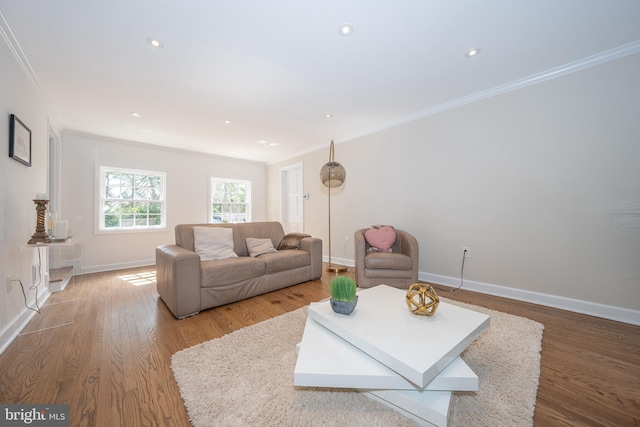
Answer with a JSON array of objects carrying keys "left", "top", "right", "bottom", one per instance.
[{"left": 1, "top": 1, "right": 640, "bottom": 164}]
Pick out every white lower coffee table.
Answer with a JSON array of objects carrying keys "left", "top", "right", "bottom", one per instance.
[
  {"left": 295, "top": 318, "right": 477, "bottom": 426},
  {"left": 294, "top": 284, "right": 490, "bottom": 426},
  {"left": 295, "top": 317, "right": 479, "bottom": 391}
]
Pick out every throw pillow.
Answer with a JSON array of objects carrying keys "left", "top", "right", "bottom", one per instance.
[
  {"left": 277, "top": 233, "right": 311, "bottom": 250},
  {"left": 246, "top": 238, "right": 278, "bottom": 257},
  {"left": 364, "top": 225, "right": 396, "bottom": 251},
  {"left": 193, "top": 227, "right": 238, "bottom": 261}
]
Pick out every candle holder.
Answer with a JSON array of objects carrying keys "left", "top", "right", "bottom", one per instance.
[{"left": 28, "top": 199, "right": 52, "bottom": 244}]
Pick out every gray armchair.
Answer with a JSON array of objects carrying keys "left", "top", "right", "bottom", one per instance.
[{"left": 354, "top": 228, "right": 419, "bottom": 289}]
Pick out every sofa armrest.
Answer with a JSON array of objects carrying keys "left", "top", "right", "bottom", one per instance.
[
  {"left": 299, "top": 237, "right": 323, "bottom": 280},
  {"left": 156, "top": 245, "right": 202, "bottom": 318}
]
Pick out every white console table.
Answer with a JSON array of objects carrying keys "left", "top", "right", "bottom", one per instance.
[{"left": 24, "top": 237, "right": 81, "bottom": 292}]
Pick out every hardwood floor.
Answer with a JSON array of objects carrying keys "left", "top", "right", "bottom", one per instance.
[{"left": 0, "top": 266, "right": 638, "bottom": 426}]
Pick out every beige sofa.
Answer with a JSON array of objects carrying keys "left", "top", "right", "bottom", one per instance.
[{"left": 156, "top": 222, "right": 322, "bottom": 318}]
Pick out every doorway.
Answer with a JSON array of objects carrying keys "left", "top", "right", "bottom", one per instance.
[{"left": 280, "top": 162, "right": 304, "bottom": 234}]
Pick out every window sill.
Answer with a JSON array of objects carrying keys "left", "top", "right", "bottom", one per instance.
[{"left": 95, "top": 226, "right": 168, "bottom": 235}]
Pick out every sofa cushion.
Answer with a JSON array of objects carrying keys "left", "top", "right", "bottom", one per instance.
[
  {"left": 364, "top": 267, "right": 414, "bottom": 279},
  {"left": 200, "top": 257, "right": 266, "bottom": 288},
  {"left": 364, "top": 252, "right": 412, "bottom": 270},
  {"left": 193, "top": 227, "right": 238, "bottom": 261},
  {"left": 262, "top": 250, "right": 310, "bottom": 274},
  {"left": 236, "top": 222, "right": 285, "bottom": 257},
  {"left": 246, "top": 238, "right": 278, "bottom": 257}
]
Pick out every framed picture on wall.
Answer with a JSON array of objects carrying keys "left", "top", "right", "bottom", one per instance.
[{"left": 9, "top": 114, "right": 32, "bottom": 166}]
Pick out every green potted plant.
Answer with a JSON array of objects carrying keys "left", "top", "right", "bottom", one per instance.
[{"left": 329, "top": 276, "right": 358, "bottom": 315}]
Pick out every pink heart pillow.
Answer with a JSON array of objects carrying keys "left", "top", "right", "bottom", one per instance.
[{"left": 364, "top": 226, "right": 396, "bottom": 251}]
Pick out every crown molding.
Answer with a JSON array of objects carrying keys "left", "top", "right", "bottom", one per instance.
[
  {"left": 0, "top": 9, "right": 44, "bottom": 93},
  {"left": 339, "top": 40, "right": 640, "bottom": 144},
  {"left": 63, "top": 129, "right": 266, "bottom": 166}
]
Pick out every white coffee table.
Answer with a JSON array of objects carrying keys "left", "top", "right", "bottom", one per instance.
[
  {"left": 294, "top": 285, "right": 490, "bottom": 426},
  {"left": 295, "top": 317, "right": 479, "bottom": 391}
]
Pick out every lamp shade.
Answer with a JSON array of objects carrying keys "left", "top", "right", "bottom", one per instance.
[
  {"left": 320, "top": 140, "right": 346, "bottom": 188},
  {"left": 320, "top": 161, "right": 346, "bottom": 188}
]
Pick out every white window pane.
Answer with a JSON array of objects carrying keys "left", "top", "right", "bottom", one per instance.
[
  {"left": 210, "top": 177, "right": 251, "bottom": 224},
  {"left": 99, "top": 167, "right": 166, "bottom": 231}
]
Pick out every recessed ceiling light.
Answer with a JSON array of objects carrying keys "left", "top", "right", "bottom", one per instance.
[
  {"left": 465, "top": 48, "right": 481, "bottom": 58},
  {"left": 258, "top": 140, "right": 279, "bottom": 147},
  {"left": 325, "top": 114, "right": 333, "bottom": 119},
  {"left": 338, "top": 23, "right": 354, "bottom": 37},
  {"left": 130, "top": 112, "right": 142, "bottom": 118},
  {"left": 147, "top": 38, "right": 164, "bottom": 49},
  {"left": 224, "top": 120, "right": 231, "bottom": 124}
]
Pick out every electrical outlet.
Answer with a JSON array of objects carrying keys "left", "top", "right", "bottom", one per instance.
[
  {"left": 6, "top": 276, "right": 12, "bottom": 293},
  {"left": 344, "top": 235, "right": 350, "bottom": 244},
  {"left": 463, "top": 246, "right": 471, "bottom": 258}
]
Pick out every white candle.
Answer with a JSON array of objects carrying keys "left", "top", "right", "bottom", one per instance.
[
  {"left": 53, "top": 221, "right": 68, "bottom": 239},
  {"left": 35, "top": 193, "right": 47, "bottom": 200}
]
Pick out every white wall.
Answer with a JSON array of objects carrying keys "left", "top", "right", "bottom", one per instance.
[
  {"left": 0, "top": 29, "right": 59, "bottom": 351},
  {"left": 61, "top": 131, "right": 267, "bottom": 273},
  {"left": 267, "top": 53, "right": 640, "bottom": 320}
]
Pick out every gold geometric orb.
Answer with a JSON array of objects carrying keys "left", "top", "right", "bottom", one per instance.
[{"left": 406, "top": 283, "right": 439, "bottom": 316}]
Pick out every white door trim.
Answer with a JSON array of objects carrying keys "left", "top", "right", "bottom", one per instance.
[{"left": 280, "top": 162, "right": 304, "bottom": 234}]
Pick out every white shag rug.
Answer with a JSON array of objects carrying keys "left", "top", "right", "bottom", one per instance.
[{"left": 171, "top": 299, "right": 543, "bottom": 426}]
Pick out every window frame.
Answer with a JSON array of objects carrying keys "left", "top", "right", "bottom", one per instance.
[
  {"left": 97, "top": 166, "right": 167, "bottom": 233},
  {"left": 209, "top": 177, "right": 252, "bottom": 224}
]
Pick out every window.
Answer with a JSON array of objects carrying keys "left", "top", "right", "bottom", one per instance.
[
  {"left": 99, "top": 166, "right": 166, "bottom": 231},
  {"left": 210, "top": 177, "right": 251, "bottom": 223}
]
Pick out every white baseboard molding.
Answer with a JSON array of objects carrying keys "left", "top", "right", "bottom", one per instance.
[
  {"left": 323, "top": 256, "right": 355, "bottom": 268},
  {"left": 80, "top": 259, "right": 155, "bottom": 275},
  {"left": 0, "top": 288, "right": 52, "bottom": 356},
  {"left": 421, "top": 272, "right": 640, "bottom": 326}
]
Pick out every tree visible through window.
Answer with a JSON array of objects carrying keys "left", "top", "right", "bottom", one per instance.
[
  {"left": 100, "top": 167, "right": 166, "bottom": 231},
  {"left": 210, "top": 178, "right": 251, "bottom": 223}
]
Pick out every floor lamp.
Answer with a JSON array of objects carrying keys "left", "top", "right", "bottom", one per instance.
[{"left": 320, "top": 140, "right": 348, "bottom": 273}]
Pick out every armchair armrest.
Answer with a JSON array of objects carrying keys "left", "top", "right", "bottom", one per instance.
[
  {"left": 354, "top": 229, "right": 368, "bottom": 260},
  {"left": 396, "top": 230, "right": 419, "bottom": 259},
  {"left": 354, "top": 229, "right": 368, "bottom": 286},
  {"left": 299, "top": 237, "right": 323, "bottom": 280},
  {"left": 156, "top": 245, "right": 201, "bottom": 318}
]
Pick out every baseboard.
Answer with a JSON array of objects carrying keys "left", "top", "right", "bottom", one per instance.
[
  {"left": 323, "top": 256, "right": 355, "bottom": 269},
  {"left": 324, "top": 256, "right": 639, "bottom": 326},
  {"left": 421, "top": 272, "right": 640, "bottom": 326},
  {"left": 0, "top": 288, "right": 52, "bottom": 356},
  {"left": 80, "top": 259, "right": 155, "bottom": 275}
]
